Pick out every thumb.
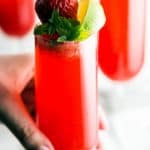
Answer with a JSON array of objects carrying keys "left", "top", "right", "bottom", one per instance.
[{"left": 0, "top": 83, "right": 54, "bottom": 150}]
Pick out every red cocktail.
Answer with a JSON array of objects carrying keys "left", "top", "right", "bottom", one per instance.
[
  {"left": 98, "top": 0, "right": 145, "bottom": 81},
  {"left": 35, "top": 34, "right": 98, "bottom": 149}
]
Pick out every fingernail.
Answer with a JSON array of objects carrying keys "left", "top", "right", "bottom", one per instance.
[{"left": 39, "top": 146, "right": 50, "bottom": 150}]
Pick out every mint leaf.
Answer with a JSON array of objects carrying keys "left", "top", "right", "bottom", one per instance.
[
  {"left": 34, "top": 10, "right": 90, "bottom": 42},
  {"left": 57, "top": 36, "right": 67, "bottom": 42},
  {"left": 34, "top": 23, "right": 49, "bottom": 34}
]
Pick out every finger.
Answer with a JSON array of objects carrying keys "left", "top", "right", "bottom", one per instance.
[
  {"left": 0, "top": 83, "right": 54, "bottom": 150},
  {"left": 96, "top": 131, "right": 104, "bottom": 150},
  {"left": 0, "top": 54, "right": 34, "bottom": 93},
  {"left": 98, "top": 105, "right": 109, "bottom": 130}
]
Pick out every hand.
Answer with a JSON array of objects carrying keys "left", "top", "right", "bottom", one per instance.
[
  {"left": 0, "top": 54, "right": 54, "bottom": 150},
  {"left": 22, "top": 81, "right": 108, "bottom": 150},
  {"left": 0, "top": 54, "right": 107, "bottom": 150},
  {"left": 21, "top": 79, "right": 108, "bottom": 150},
  {"left": 0, "top": 81, "right": 54, "bottom": 150}
]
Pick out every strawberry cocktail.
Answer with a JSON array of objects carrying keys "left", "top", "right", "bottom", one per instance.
[
  {"left": 34, "top": 0, "right": 105, "bottom": 149},
  {"left": 35, "top": 34, "right": 98, "bottom": 149}
]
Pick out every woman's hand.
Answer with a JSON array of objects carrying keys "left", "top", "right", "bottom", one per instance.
[
  {"left": 0, "top": 54, "right": 107, "bottom": 150},
  {"left": 21, "top": 78, "right": 108, "bottom": 150},
  {"left": 0, "top": 81, "right": 54, "bottom": 150},
  {"left": 0, "top": 54, "right": 54, "bottom": 150}
]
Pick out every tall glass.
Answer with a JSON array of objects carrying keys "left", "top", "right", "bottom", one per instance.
[
  {"left": 98, "top": 0, "right": 145, "bottom": 81},
  {"left": 35, "top": 34, "right": 98, "bottom": 149}
]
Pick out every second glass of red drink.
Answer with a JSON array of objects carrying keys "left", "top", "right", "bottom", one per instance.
[{"left": 98, "top": 0, "right": 145, "bottom": 81}]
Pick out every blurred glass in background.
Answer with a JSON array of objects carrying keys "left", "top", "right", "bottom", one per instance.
[{"left": 98, "top": 0, "right": 150, "bottom": 150}]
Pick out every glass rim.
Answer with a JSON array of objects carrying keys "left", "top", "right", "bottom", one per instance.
[{"left": 34, "top": 34, "right": 80, "bottom": 45}]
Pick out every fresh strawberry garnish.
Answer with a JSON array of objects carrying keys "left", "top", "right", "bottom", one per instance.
[
  {"left": 35, "top": 0, "right": 78, "bottom": 23},
  {"left": 35, "top": 0, "right": 51, "bottom": 23},
  {"left": 49, "top": 0, "right": 78, "bottom": 19}
]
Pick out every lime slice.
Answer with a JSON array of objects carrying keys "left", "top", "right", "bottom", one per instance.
[{"left": 76, "top": 0, "right": 105, "bottom": 40}]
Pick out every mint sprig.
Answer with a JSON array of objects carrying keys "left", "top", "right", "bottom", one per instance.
[{"left": 34, "top": 10, "right": 89, "bottom": 42}]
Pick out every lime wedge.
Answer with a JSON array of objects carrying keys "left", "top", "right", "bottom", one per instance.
[{"left": 76, "top": 0, "right": 105, "bottom": 40}]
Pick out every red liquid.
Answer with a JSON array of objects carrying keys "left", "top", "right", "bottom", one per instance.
[
  {"left": 98, "top": 0, "right": 145, "bottom": 81},
  {"left": 35, "top": 35, "right": 98, "bottom": 150}
]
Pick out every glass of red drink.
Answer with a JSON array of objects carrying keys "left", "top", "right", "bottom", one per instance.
[
  {"left": 98, "top": 0, "right": 145, "bottom": 81},
  {"left": 35, "top": 34, "right": 98, "bottom": 149}
]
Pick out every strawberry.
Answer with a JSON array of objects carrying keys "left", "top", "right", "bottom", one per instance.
[
  {"left": 35, "top": 0, "right": 78, "bottom": 23},
  {"left": 35, "top": 0, "right": 51, "bottom": 23}
]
